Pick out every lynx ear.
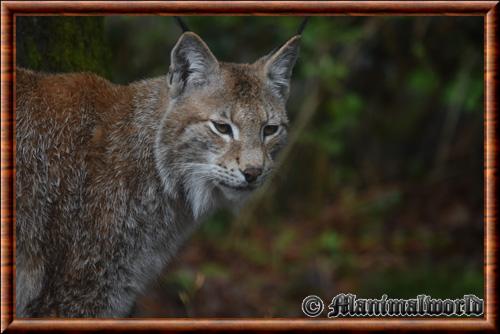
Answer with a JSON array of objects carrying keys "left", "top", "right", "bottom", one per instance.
[
  {"left": 168, "top": 32, "right": 218, "bottom": 97},
  {"left": 260, "top": 35, "right": 300, "bottom": 101}
]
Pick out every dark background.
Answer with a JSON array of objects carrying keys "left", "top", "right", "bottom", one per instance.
[{"left": 17, "top": 16, "right": 484, "bottom": 317}]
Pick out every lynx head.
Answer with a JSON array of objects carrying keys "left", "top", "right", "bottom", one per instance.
[{"left": 155, "top": 31, "right": 300, "bottom": 219}]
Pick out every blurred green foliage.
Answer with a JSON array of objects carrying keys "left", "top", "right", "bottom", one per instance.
[{"left": 17, "top": 16, "right": 484, "bottom": 317}]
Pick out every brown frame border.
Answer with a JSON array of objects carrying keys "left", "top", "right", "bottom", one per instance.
[{"left": 1, "top": 1, "right": 497, "bottom": 332}]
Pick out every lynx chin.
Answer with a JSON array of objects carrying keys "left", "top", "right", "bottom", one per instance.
[{"left": 16, "top": 30, "right": 301, "bottom": 317}]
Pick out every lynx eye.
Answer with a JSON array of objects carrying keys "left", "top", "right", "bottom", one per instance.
[
  {"left": 211, "top": 121, "right": 233, "bottom": 136},
  {"left": 263, "top": 125, "right": 279, "bottom": 137}
]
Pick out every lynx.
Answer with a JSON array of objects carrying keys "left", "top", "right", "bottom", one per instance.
[{"left": 16, "top": 30, "right": 300, "bottom": 317}]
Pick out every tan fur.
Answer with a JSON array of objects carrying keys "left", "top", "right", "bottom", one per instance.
[{"left": 16, "top": 32, "right": 300, "bottom": 317}]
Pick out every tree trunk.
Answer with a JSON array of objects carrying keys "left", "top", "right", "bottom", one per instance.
[{"left": 16, "top": 16, "right": 110, "bottom": 77}]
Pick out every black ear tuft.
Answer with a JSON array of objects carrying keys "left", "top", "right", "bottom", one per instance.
[
  {"left": 168, "top": 32, "right": 218, "bottom": 97},
  {"left": 297, "top": 17, "right": 309, "bottom": 35},
  {"left": 174, "top": 16, "right": 190, "bottom": 33}
]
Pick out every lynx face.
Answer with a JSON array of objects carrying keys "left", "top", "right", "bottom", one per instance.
[{"left": 155, "top": 32, "right": 300, "bottom": 217}]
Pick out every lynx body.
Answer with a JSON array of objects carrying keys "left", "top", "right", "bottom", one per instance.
[{"left": 15, "top": 32, "right": 300, "bottom": 317}]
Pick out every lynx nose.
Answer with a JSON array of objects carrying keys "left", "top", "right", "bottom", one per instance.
[{"left": 242, "top": 167, "right": 263, "bottom": 183}]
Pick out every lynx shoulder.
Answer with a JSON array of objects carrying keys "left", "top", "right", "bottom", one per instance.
[{"left": 16, "top": 31, "right": 301, "bottom": 317}]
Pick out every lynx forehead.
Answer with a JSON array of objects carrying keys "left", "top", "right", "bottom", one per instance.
[
  {"left": 222, "top": 64, "right": 288, "bottom": 123},
  {"left": 16, "top": 28, "right": 301, "bottom": 317}
]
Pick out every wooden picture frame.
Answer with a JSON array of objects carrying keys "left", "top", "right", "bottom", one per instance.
[{"left": 1, "top": 1, "right": 497, "bottom": 332}]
